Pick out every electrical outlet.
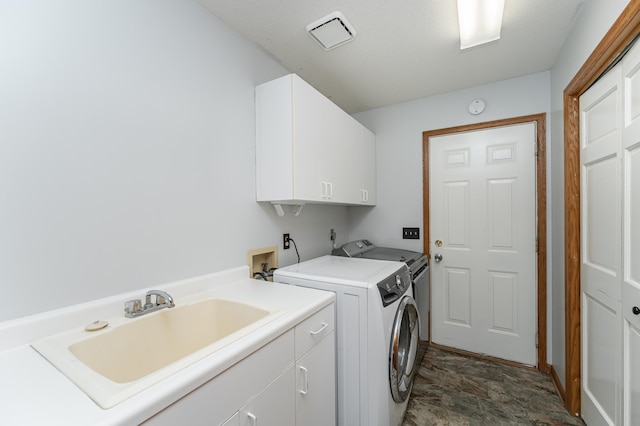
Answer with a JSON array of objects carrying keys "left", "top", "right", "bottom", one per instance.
[
  {"left": 403, "top": 227, "right": 420, "bottom": 239},
  {"left": 283, "top": 233, "right": 290, "bottom": 249}
]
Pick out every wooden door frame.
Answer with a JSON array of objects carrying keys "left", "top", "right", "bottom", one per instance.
[
  {"left": 422, "top": 113, "right": 548, "bottom": 370},
  {"left": 563, "top": 0, "right": 640, "bottom": 416}
]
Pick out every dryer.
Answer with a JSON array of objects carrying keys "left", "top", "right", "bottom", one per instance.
[
  {"left": 332, "top": 239, "right": 429, "bottom": 341},
  {"left": 274, "top": 256, "right": 420, "bottom": 426}
]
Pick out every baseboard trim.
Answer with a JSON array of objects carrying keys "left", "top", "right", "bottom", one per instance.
[
  {"left": 429, "top": 342, "right": 541, "bottom": 372},
  {"left": 550, "top": 365, "right": 566, "bottom": 404},
  {"left": 549, "top": 365, "right": 581, "bottom": 418}
]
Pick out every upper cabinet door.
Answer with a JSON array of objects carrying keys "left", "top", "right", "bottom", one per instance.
[
  {"left": 291, "top": 74, "right": 346, "bottom": 203},
  {"left": 355, "top": 123, "right": 376, "bottom": 205},
  {"left": 256, "top": 74, "right": 376, "bottom": 207}
]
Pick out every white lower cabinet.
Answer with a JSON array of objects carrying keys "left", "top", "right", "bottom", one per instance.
[
  {"left": 142, "top": 303, "right": 335, "bottom": 426},
  {"left": 220, "top": 368, "right": 295, "bottom": 426},
  {"left": 240, "top": 367, "right": 295, "bottom": 426},
  {"left": 221, "top": 412, "right": 238, "bottom": 426},
  {"left": 295, "top": 332, "right": 336, "bottom": 426},
  {"left": 294, "top": 303, "right": 336, "bottom": 425}
]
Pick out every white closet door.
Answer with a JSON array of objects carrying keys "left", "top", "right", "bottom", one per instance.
[
  {"left": 580, "top": 61, "right": 623, "bottom": 426},
  {"left": 621, "top": 38, "right": 640, "bottom": 426}
]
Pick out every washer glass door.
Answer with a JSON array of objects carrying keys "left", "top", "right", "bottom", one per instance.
[{"left": 389, "top": 295, "right": 420, "bottom": 403}]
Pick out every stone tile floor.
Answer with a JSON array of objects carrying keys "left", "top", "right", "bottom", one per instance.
[{"left": 403, "top": 346, "right": 586, "bottom": 426}]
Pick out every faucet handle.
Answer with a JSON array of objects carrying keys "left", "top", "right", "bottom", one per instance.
[{"left": 124, "top": 299, "right": 142, "bottom": 315}]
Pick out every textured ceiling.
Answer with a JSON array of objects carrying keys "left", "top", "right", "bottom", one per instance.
[{"left": 198, "top": 0, "right": 583, "bottom": 113}]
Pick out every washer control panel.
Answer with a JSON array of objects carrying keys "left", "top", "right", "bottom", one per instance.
[
  {"left": 331, "top": 239, "right": 374, "bottom": 257},
  {"left": 377, "top": 265, "right": 411, "bottom": 307}
]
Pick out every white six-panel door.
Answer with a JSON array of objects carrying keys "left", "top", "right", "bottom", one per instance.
[
  {"left": 580, "top": 62, "right": 623, "bottom": 426},
  {"left": 621, "top": 39, "right": 640, "bottom": 426},
  {"left": 580, "top": 37, "right": 640, "bottom": 426},
  {"left": 429, "top": 123, "right": 537, "bottom": 366}
]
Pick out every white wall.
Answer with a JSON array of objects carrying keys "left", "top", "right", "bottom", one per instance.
[
  {"left": 0, "top": 0, "right": 348, "bottom": 322},
  {"left": 3, "top": 3, "right": 631, "bottom": 391},
  {"left": 548, "top": 0, "right": 629, "bottom": 388},
  {"left": 350, "top": 71, "right": 551, "bottom": 249},
  {"left": 350, "top": 71, "right": 552, "bottom": 358}
]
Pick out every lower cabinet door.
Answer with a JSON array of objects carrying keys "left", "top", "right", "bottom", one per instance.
[
  {"left": 240, "top": 366, "right": 295, "bottom": 426},
  {"left": 221, "top": 412, "right": 239, "bottom": 426},
  {"left": 296, "top": 332, "right": 336, "bottom": 426}
]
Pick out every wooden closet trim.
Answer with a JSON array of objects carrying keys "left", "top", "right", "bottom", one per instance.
[
  {"left": 422, "top": 113, "right": 548, "bottom": 371},
  {"left": 563, "top": 0, "right": 640, "bottom": 416}
]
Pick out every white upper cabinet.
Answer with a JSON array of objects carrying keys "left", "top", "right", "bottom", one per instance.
[{"left": 256, "top": 74, "right": 376, "bottom": 208}]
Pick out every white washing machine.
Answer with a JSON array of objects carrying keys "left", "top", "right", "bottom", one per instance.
[{"left": 274, "top": 256, "right": 420, "bottom": 426}]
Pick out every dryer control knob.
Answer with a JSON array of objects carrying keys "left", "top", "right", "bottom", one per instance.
[{"left": 395, "top": 275, "right": 403, "bottom": 289}]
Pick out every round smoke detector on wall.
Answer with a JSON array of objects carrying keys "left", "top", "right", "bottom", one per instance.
[{"left": 468, "top": 99, "right": 486, "bottom": 115}]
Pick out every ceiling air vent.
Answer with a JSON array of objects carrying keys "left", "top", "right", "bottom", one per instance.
[{"left": 306, "top": 11, "right": 357, "bottom": 51}]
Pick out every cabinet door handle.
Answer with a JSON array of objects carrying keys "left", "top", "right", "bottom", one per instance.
[
  {"left": 320, "top": 181, "right": 333, "bottom": 199},
  {"left": 299, "top": 366, "right": 309, "bottom": 395},
  {"left": 247, "top": 412, "right": 258, "bottom": 426},
  {"left": 321, "top": 181, "right": 332, "bottom": 198},
  {"left": 309, "top": 322, "right": 328, "bottom": 336}
]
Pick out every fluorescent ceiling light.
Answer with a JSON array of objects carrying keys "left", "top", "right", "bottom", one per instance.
[{"left": 457, "top": 0, "right": 505, "bottom": 49}]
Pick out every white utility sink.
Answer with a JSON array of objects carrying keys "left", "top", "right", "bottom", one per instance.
[{"left": 32, "top": 298, "right": 284, "bottom": 408}]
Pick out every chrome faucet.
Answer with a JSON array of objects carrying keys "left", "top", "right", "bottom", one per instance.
[{"left": 124, "top": 290, "right": 175, "bottom": 318}]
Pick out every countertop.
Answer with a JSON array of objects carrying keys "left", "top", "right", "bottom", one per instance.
[{"left": 0, "top": 266, "right": 334, "bottom": 425}]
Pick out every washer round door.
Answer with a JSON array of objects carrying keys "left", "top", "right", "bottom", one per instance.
[{"left": 389, "top": 295, "right": 420, "bottom": 403}]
